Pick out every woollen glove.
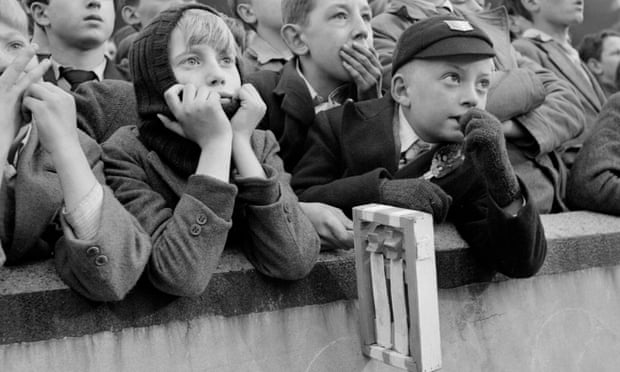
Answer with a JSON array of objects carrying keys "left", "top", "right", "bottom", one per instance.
[
  {"left": 379, "top": 179, "right": 452, "bottom": 223},
  {"left": 459, "top": 108, "right": 521, "bottom": 207}
]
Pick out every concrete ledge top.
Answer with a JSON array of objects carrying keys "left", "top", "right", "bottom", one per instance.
[{"left": 1, "top": 211, "right": 620, "bottom": 344}]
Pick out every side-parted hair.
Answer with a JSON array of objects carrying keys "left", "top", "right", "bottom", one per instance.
[
  {"left": 175, "top": 9, "right": 239, "bottom": 58},
  {"left": 282, "top": 0, "right": 316, "bottom": 26},
  {"left": 1, "top": 0, "right": 29, "bottom": 35},
  {"left": 503, "top": 0, "right": 532, "bottom": 23},
  {"left": 579, "top": 29, "right": 620, "bottom": 63}
]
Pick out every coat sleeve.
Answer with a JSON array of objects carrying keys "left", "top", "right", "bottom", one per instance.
[
  {"left": 102, "top": 130, "right": 237, "bottom": 297},
  {"left": 567, "top": 93, "right": 620, "bottom": 214},
  {"left": 291, "top": 111, "right": 388, "bottom": 212},
  {"left": 233, "top": 130, "right": 320, "bottom": 280},
  {"left": 54, "top": 131, "right": 152, "bottom": 302},
  {"left": 451, "top": 177, "right": 547, "bottom": 278},
  {"left": 510, "top": 52, "right": 585, "bottom": 156}
]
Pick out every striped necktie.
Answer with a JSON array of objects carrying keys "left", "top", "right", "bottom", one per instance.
[{"left": 398, "top": 139, "right": 432, "bottom": 169}]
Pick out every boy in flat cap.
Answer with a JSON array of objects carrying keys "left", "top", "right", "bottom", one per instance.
[{"left": 292, "top": 15, "right": 547, "bottom": 277}]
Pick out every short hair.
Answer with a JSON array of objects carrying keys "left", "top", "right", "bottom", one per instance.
[
  {"left": 175, "top": 9, "right": 239, "bottom": 58},
  {"left": 1, "top": 0, "right": 29, "bottom": 35},
  {"left": 282, "top": 0, "right": 316, "bottom": 26},
  {"left": 578, "top": 29, "right": 620, "bottom": 63},
  {"left": 503, "top": 0, "right": 532, "bottom": 22}
]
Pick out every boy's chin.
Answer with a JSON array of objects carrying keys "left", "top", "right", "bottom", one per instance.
[{"left": 221, "top": 98, "right": 241, "bottom": 119}]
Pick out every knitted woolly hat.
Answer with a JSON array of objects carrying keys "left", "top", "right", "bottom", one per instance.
[{"left": 130, "top": 3, "right": 220, "bottom": 121}]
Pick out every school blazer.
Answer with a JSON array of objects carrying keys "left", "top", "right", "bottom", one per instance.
[
  {"left": 292, "top": 95, "right": 547, "bottom": 278},
  {"left": 0, "top": 125, "right": 152, "bottom": 301},
  {"left": 246, "top": 59, "right": 321, "bottom": 172},
  {"left": 103, "top": 127, "right": 320, "bottom": 297},
  {"left": 567, "top": 92, "right": 620, "bottom": 214}
]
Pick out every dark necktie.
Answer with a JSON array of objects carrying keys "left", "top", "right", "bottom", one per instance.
[{"left": 59, "top": 67, "right": 98, "bottom": 91}]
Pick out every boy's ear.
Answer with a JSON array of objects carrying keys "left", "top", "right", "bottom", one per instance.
[
  {"left": 30, "top": 2, "right": 50, "bottom": 28},
  {"left": 281, "top": 23, "right": 309, "bottom": 56},
  {"left": 235, "top": 3, "right": 257, "bottom": 27},
  {"left": 391, "top": 72, "right": 411, "bottom": 107},
  {"left": 586, "top": 58, "right": 603, "bottom": 75},
  {"left": 121, "top": 5, "right": 141, "bottom": 26}
]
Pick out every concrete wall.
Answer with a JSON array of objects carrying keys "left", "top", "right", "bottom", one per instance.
[{"left": 4, "top": 265, "right": 620, "bottom": 372}]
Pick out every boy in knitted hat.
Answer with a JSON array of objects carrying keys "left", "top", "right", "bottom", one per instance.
[
  {"left": 292, "top": 15, "right": 547, "bottom": 277},
  {"left": 0, "top": 0, "right": 151, "bottom": 301},
  {"left": 102, "top": 3, "right": 320, "bottom": 297}
]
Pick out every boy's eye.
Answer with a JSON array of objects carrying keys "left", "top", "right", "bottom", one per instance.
[
  {"left": 443, "top": 73, "right": 461, "bottom": 84},
  {"left": 361, "top": 12, "right": 372, "bottom": 22},
  {"left": 333, "top": 11, "right": 348, "bottom": 20},
  {"left": 220, "top": 56, "right": 234, "bottom": 65},
  {"left": 8, "top": 41, "right": 25, "bottom": 50},
  {"left": 182, "top": 56, "right": 200, "bottom": 66},
  {"left": 477, "top": 78, "right": 491, "bottom": 90}
]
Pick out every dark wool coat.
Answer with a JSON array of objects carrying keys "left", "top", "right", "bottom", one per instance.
[{"left": 292, "top": 95, "right": 547, "bottom": 278}]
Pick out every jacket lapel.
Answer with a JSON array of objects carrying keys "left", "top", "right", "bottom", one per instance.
[
  {"left": 274, "top": 60, "right": 316, "bottom": 130},
  {"left": 538, "top": 41, "right": 604, "bottom": 112},
  {"left": 341, "top": 95, "right": 400, "bottom": 175}
]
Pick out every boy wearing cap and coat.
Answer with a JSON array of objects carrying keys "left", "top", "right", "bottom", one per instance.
[{"left": 292, "top": 16, "right": 547, "bottom": 278}]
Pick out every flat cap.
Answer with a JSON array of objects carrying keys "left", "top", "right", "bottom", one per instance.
[{"left": 392, "top": 15, "right": 495, "bottom": 73}]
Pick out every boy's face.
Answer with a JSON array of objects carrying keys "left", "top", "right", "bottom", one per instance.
[
  {"left": 43, "top": 0, "right": 115, "bottom": 49},
  {"left": 396, "top": 55, "right": 493, "bottom": 144},
  {"left": 168, "top": 26, "right": 241, "bottom": 110},
  {"left": 134, "top": 0, "right": 193, "bottom": 27},
  {"left": 251, "top": 0, "right": 283, "bottom": 31},
  {"left": 299, "top": 0, "right": 373, "bottom": 83},
  {"left": 536, "top": 0, "right": 583, "bottom": 26},
  {"left": 598, "top": 35, "right": 620, "bottom": 86},
  {"left": 0, "top": 22, "right": 36, "bottom": 75}
]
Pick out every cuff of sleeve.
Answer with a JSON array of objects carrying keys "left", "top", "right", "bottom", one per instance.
[
  {"left": 234, "top": 164, "right": 280, "bottom": 205},
  {"left": 63, "top": 183, "right": 104, "bottom": 240},
  {"left": 185, "top": 174, "right": 238, "bottom": 220}
]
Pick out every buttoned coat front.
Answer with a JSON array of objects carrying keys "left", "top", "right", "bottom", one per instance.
[{"left": 103, "top": 127, "right": 320, "bottom": 297}]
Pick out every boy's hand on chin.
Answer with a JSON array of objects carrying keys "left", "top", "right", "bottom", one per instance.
[
  {"left": 0, "top": 47, "right": 50, "bottom": 150},
  {"left": 162, "top": 84, "right": 232, "bottom": 148},
  {"left": 230, "top": 84, "right": 266, "bottom": 141},
  {"left": 22, "top": 82, "right": 79, "bottom": 155},
  {"left": 340, "top": 42, "right": 382, "bottom": 100}
]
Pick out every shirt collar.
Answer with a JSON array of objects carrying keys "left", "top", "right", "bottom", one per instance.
[
  {"left": 296, "top": 59, "right": 350, "bottom": 113},
  {"left": 247, "top": 32, "right": 293, "bottom": 65},
  {"left": 398, "top": 106, "right": 420, "bottom": 153},
  {"left": 9, "top": 123, "right": 32, "bottom": 167},
  {"left": 51, "top": 57, "right": 107, "bottom": 81}
]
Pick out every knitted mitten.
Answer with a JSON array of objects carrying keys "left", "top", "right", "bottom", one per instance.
[
  {"left": 459, "top": 108, "right": 521, "bottom": 207},
  {"left": 379, "top": 179, "right": 452, "bottom": 223}
]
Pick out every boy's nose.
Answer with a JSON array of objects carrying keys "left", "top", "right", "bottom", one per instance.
[
  {"left": 350, "top": 12, "right": 369, "bottom": 42},
  {"left": 460, "top": 84, "right": 480, "bottom": 108},
  {"left": 87, "top": 0, "right": 101, "bottom": 9}
]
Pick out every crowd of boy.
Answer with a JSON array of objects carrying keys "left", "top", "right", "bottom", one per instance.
[{"left": 0, "top": 0, "right": 619, "bottom": 303}]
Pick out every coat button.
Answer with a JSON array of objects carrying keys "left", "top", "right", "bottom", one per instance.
[
  {"left": 94, "top": 255, "right": 108, "bottom": 266},
  {"left": 190, "top": 224, "right": 202, "bottom": 236},
  {"left": 196, "top": 213, "right": 208, "bottom": 225},
  {"left": 283, "top": 203, "right": 290, "bottom": 213},
  {"left": 86, "top": 246, "right": 100, "bottom": 257}
]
